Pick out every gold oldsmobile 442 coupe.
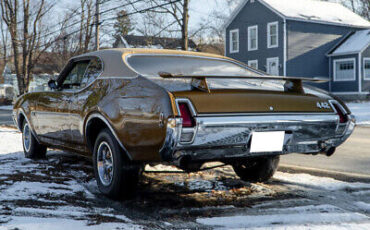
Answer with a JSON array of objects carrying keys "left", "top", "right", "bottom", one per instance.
[{"left": 13, "top": 48, "right": 355, "bottom": 199}]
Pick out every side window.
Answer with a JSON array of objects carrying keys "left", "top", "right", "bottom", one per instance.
[
  {"left": 81, "top": 58, "right": 103, "bottom": 88},
  {"left": 61, "top": 60, "right": 90, "bottom": 90}
]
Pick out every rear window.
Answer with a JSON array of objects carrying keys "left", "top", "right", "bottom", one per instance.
[
  {"left": 126, "top": 55, "right": 261, "bottom": 77},
  {"left": 126, "top": 54, "right": 284, "bottom": 92}
]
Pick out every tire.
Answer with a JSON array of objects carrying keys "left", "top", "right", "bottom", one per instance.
[
  {"left": 22, "top": 121, "right": 47, "bottom": 159},
  {"left": 93, "top": 128, "right": 140, "bottom": 200},
  {"left": 232, "top": 156, "right": 280, "bottom": 183}
]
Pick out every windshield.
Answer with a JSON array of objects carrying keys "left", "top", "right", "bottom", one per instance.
[{"left": 126, "top": 55, "right": 261, "bottom": 77}]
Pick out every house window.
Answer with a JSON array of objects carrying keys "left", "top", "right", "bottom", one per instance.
[
  {"left": 363, "top": 58, "right": 370, "bottom": 80},
  {"left": 334, "top": 58, "right": 356, "bottom": 81},
  {"left": 229, "top": 29, "right": 239, "bottom": 53},
  {"left": 267, "top": 22, "right": 278, "bottom": 48},
  {"left": 248, "top": 60, "right": 258, "bottom": 69},
  {"left": 248, "top": 25, "right": 258, "bottom": 51}
]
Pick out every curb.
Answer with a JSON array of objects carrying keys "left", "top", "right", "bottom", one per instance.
[{"left": 279, "top": 164, "right": 370, "bottom": 182}]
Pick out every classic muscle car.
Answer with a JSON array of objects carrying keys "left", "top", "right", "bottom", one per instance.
[{"left": 13, "top": 48, "right": 355, "bottom": 199}]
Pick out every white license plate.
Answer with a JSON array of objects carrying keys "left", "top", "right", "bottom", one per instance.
[{"left": 250, "top": 131, "right": 285, "bottom": 153}]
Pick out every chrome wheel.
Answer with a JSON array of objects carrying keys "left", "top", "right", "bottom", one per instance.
[
  {"left": 97, "top": 141, "right": 114, "bottom": 186},
  {"left": 23, "top": 123, "right": 31, "bottom": 152}
]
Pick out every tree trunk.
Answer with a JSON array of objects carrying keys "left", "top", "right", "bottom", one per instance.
[{"left": 181, "top": 0, "right": 189, "bottom": 50}]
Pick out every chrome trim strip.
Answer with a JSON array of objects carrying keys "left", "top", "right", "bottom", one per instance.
[
  {"left": 329, "top": 100, "right": 346, "bottom": 115},
  {"left": 196, "top": 114, "right": 339, "bottom": 126},
  {"left": 175, "top": 98, "right": 197, "bottom": 116},
  {"left": 159, "top": 118, "right": 182, "bottom": 161},
  {"left": 196, "top": 112, "right": 337, "bottom": 117},
  {"left": 85, "top": 113, "right": 133, "bottom": 160},
  {"left": 175, "top": 98, "right": 198, "bottom": 145}
]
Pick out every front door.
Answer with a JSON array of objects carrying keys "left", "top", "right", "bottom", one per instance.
[
  {"left": 35, "top": 60, "right": 90, "bottom": 147},
  {"left": 267, "top": 57, "right": 279, "bottom": 76},
  {"left": 34, "top": 91, "right": 73, "bottom": 145}
]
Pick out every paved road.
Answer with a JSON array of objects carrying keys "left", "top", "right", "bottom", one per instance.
[
  {"left": 0, "top": 109, "right": 13, "bottom": 126},
  {"left": 281, "top": 126, "right": 370, "bottom": 176}
]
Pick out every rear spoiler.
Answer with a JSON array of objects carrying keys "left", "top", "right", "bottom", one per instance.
[{"left": 158, "top": 72, "right": 329, "bottom": 93}]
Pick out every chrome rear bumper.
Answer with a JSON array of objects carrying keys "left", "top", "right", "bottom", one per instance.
[{"left": 160, "top": 113, "right": 355, "bottom": 162}]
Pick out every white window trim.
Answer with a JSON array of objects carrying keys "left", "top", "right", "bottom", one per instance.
[
  {"left": 333, "top": 58, "right": 356, "bottom": 82},
  {"left": 229, "top": 29, "right": 239, "bottom": 53},
  {"left": 266, "top": 57, "right": 279, "bottom": 75},
  {"left": 363, "top": 57, "right": 370, "bottom": 81},
  {"left": 248, "top": 60, "right": 258, "bottom": 69},
  {"left": 267, "top": 21, "right": 279, "bottom": 48},
  {"left": 248, "top": 25, "right": 258, "bottom": 51}
]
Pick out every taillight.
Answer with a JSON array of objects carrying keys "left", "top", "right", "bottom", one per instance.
[
  {"left": 333, "top": 103, "right": 348, "bottom": 123},
  {"left": 178, "top": 103, "right": 195, "bottom": 127}
]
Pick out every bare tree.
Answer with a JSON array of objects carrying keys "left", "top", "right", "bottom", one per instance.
[
  {"left": 129, "top": 0, "right": 190, "bottom": 50},
  {"left": 78, "top": 0, "right": 94, "bottom": 53},
  {"left": 358, "top": 0, "right": 370, "bottom": 19},
  {"left": 0, "top": 17, "right": 9, "bottom": 65},
  {"left": 0, "top": 0, "right": 54, "bottom": 94},
  {"left": 190, "top": 0, "right": 242, "bottom": 55}
]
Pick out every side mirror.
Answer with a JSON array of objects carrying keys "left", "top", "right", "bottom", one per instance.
[{"left": 48, "top": 79, "right": 57, "bottom": 90}]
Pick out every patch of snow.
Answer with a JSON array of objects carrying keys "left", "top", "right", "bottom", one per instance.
[
  {"left": 145, "top": 164, "right": 182, "bottom": 172},
  {"left": 175, "top": 179, "right": 228, "bottom": 192},
  {"left": 263, "top": 0, "right": 370, "bottom": 28},
  {"left": 0, "top": 128, "right": 140, "bottom": 229},
  {"left": 332, "top": 29, "right": 370, "bottom": 55},
  {"left": 347, "top": 102, "right": 370, "bottom": 125},
  {"left": 275, "top": 172, "right": 370, "bottom": 191},
  {"left": 0, "top": 128, "right": 22, "bottom": 154},
  {"left": 0, "top": 217, "right": 142, "bottom": 230},
  {"left": 197, "top": 212, "right": 369, "bottom": 229},
  {"left": 352, "top": 190, "right": 370, "bottom": 196},
  {"left": 355, "top": 202, "right": 370, "bottom": 212},
  {"left": 258, "top": 204, "right": 344, "bottom": 214}
]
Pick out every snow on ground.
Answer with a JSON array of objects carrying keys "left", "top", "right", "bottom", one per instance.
[
  {"left": 0, "top": 128, "right": 143, "bottom": 229},
  {"left": 0, "top": 127, "right": 369, "bottom": 229},
  {"left": 347, "top": 102, "right": 370, "bottom": 125},
  {"left": 274, "top": 172, "right": 370, "bottom": 191}
]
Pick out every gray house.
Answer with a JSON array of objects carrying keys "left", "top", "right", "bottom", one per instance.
[{"left": 224, "top": 0, "right": 370, "bottom": 96}]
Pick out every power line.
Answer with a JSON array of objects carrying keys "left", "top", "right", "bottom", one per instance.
[
  {"left": 0, "top": 0, "right": 141, "bottom": 53},
  {"left": 0, "top": 0, "right": 182, "bottom": 60}
]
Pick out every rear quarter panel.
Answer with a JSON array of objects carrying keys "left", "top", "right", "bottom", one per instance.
[{"left": 93, "top": 77, "right": 175, "bottom": 161}]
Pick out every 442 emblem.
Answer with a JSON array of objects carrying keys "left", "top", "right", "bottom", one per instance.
[{"left": 316, "top": 101, "right": 331, "bottom": 109}]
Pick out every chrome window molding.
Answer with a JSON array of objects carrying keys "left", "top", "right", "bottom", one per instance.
[
  {"left": 54, "top": 55, "right": 105, "bottom": 94},
  {"left": 123, "top": 53, "right": 264, "bottom": 77}
]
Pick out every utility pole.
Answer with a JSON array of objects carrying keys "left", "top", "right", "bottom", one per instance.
[
  {"left": 181, "top": 0, "right": 189, "bottom": 51},
  {"left": 95, "top": 0, "right": 100, "bottom": 51}
]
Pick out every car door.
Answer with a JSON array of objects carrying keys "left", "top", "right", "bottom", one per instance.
[
  {"left": 68, "top": 57, "right": 103, "bottom": 152},
  {"left": 35, "top": 60, "right": 90, "bottom": 147}
]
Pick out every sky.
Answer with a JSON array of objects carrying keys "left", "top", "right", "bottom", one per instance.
[{"left": 55, "top": 0, "right": 239, "bottom": 32}]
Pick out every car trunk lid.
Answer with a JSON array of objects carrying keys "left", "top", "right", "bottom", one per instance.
[{"left": 172, "top": 89, "right": 334, "bottom": 114}]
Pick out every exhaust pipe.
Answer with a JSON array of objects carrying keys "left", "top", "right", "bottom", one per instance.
[{"left": 319, "top": 147, "right": 336, "bottom": 157}]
